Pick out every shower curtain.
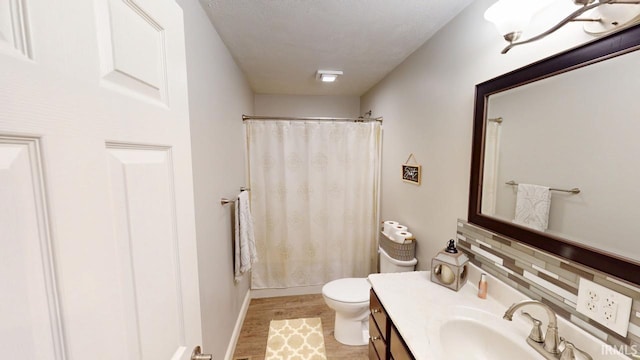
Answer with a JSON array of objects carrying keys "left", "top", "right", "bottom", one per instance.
[{"left": 246, "top": 120, "right": 381, "bottom": 289}]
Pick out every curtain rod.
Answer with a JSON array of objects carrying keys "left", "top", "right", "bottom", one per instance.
[{"left": 242, "top": 115, "right": 383, "bottom": 123}]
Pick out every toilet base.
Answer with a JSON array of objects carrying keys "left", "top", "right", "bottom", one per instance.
[{"left": 333, "top": 312, "right": 369, "bottom": 346}]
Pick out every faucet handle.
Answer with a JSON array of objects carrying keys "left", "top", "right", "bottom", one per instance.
[
  {"left": 521, "top": 311, "right": 544, "bottom": 343},
  {"left": 559, "top": 338, "right": 593, "bottom": 360}
]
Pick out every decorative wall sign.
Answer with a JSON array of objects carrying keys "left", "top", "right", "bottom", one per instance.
[{"left": 402, "top": 153, "right": 421, "bottom": 185}]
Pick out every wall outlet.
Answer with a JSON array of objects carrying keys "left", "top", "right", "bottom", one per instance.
[
  {"left": 576, "top": 278, "right": 632, "bottom": 336},
  {"left": 603, "top": 305, "right": 617, "bottom": 323}
]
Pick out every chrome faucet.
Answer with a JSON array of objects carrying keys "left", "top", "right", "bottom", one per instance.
[
  {"left": 503, "top": 300, "right": 560, "bottom": 356},
  {"left": 504, "top": 300, "right": 594, "bottom": 360}
]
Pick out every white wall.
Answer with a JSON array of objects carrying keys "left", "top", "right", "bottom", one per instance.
[
  {"left": 255, "top": 94, "right": 360, "bottom": 118},
  {"left": 361, "top": 0, "right": 595, "bottom": 269},
  {"left": 177, "top": 1, "right": 253, "bottom": 359}
]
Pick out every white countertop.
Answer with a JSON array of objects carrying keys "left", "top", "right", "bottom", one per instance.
[{"left": 368, "top": 264, "right": 628, "bottom": 360}]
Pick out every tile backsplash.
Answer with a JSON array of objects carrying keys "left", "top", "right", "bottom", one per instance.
[{"left": 457, "top": 219, "right": 640, "bottom": 357}]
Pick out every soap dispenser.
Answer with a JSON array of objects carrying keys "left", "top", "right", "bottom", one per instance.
[{"left": 430, "top": 239, "right": 469, "bottom": 291}]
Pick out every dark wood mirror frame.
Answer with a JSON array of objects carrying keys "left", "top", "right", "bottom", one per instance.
[{"left": 469, "top": 24, "right": 640, "bottom": 286}]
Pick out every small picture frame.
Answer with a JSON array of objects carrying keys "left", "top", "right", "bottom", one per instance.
[{"left": 402, "top": 163, "right": 421, "bottom": 185}]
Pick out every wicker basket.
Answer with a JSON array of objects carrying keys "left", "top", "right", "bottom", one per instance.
[{"left": 379, "top": 231, "right": 416, "bottom": 261}]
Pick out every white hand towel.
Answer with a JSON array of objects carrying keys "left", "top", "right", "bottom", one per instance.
[
  {"left": 235, "top": 190, "right": 258, "bottom": 282},
  {"left": 513, "top": 183, "right": 551, "bottom": 231}
]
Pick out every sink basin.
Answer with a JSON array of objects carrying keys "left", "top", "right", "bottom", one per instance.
[
  {"left": 431, "top": 306, "right": 543, "bottom": 360},
  {"left": 440, "top": 318, "right": 541, "bottom": 360}
]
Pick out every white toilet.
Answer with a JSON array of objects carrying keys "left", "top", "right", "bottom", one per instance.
[{"left": 322, "top": 248, "right": 417, "bottom": 346}]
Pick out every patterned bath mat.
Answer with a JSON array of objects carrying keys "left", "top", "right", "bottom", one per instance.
[{"left": 265, "top": 317, "right": 327, "bottom": 360}]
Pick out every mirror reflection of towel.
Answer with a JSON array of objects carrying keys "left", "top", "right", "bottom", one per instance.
[{"left": 513, "top": 183, "right": 551, "bottom": 231}]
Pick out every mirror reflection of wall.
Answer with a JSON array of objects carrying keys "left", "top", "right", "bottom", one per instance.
[{"left": 483, "top": 50, "right": 640, "bottom": 262}]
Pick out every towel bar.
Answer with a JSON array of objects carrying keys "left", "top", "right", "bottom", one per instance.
[
  {"left": 506, "top": 180, "right": 580, "bottom": 194},
  {"left": 221, "top": 187, "right": 251, "bottom": 206}
]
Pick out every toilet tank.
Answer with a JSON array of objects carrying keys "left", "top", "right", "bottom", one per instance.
[{"left": 379, "top": 247, "right": 417, "bottom": 273}]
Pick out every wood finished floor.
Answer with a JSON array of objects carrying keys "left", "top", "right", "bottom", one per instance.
[{"left": 232, "top": 294, "right": 369, "bottom": 360}]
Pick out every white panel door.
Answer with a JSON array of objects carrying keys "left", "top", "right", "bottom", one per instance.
[{"left": 0, "top": 1, "right": 204, "bottom": 359}]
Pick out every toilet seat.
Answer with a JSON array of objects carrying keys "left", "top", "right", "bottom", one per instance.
[{"left": 322, "top": 278, "right": 370, "bottom": 303}]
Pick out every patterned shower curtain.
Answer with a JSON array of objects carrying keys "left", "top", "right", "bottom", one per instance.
[{"left": 246, "top": 120, "right": 381, "bottom": 289}]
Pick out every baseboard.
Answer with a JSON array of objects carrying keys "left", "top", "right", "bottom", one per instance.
[
  {"left": 224, "top": 289, "right": 252, "bottom": 360},
  {"left": 251, "top": 284, "right": 323, "bottom": 299}
]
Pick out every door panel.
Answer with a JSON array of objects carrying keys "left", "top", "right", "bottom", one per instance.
[
  {"left": 0, "top": 0, "right": 32, "bottom": 59},
  {"left": 95, "top": 0, "right": 168, "bottom": 103},
  {"left": 0, "top": 137, "right": 64, "bottom": 360},
  {"left": 107, "top": 145, "right": 186, "bottom": 359}
]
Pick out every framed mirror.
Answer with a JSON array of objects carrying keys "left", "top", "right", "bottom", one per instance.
[{"left": 468, "top": 24, "right": 640, "bottom": 286}]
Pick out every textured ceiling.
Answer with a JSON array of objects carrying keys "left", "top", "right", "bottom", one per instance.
[{"left": 201, "top": 0, "right": 474, "bottom": 96}]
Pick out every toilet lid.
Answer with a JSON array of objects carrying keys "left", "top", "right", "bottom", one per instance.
[{"left": 322, "top": 278, "right": 370, "bottom": 303}]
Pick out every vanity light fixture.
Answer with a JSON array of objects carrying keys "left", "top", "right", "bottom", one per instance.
[
  {"left": 485, "top": 0, "right": 640, "bottom": 54},
  {"left": 316, "top": 70, "right": 343, "bottom": 82}
]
